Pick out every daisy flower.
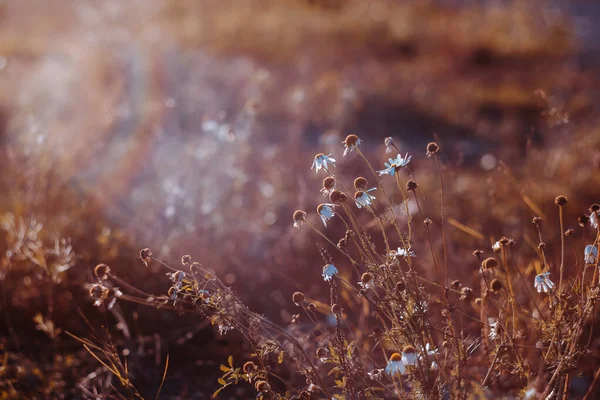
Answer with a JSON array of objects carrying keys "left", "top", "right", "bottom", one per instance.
[
  {"left": 322, "top": 263, "right": 339, "bottom": 281},
  {"left": 311, "top": 153, "right": 336, "bottom": 173},
  {"left": 391, "top": 246, "right": 416, "bottom": 259},
  {"left": 401, "top": 345, "right": 417, "bottom": 366},
  {"left": 342, "top": 134, "right": 362, "bottom": 156},
  {"left": 317, "top": 203, "right": 336, "bottom": 227},
  {"left": 534, "top": 271, "right": 554, "bottom": 294},
  {"left": 293, "top": 210, "right": 307, "bottom": 228},
  {"left": 591, "top": 211, "right": 599, "bottom": 229},
  {"left": 358, "top": 272, "right": 374, "bottom": 290},
  {"left": 354, "top": 189, "right": 376, "bottom": 208},
  {"left": 321, "top": 176, "right": 336, "bottom": 197},
  {"left": 385, "top": 353, "right": 406, "bottom": 376},
  {"left": 377, "top": 153, "right": 411, "bottom": 176},
  {"left": 384, "top": 137, "right": 394, "bottom": 154},
  {"left": 584, "top": 245, "right": 598, "bottom": 265}
]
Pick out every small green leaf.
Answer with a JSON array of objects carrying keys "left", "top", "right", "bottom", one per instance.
[
  {"left": 217, "top": 377, "right": 226, "bottom": 386},
  {"left": 278, "top": 351, "right": 284, "bottom": 364},
  {"left": 228, "top": 355, "right": 234, "bottom": 367},
  {"left": 212, "top": 387, "right": 224, "bottom": 398}
]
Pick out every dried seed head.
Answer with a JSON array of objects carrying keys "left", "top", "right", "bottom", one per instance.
[
  {"left": 307, "top": 303, "right": 316, "bottom": 312},
  {"left": 442, "top": 340, "right": 451, "bottom": 349},
  {"left": 292, "top": 291, "right": 305, "bottom": 305},
  {"left": 482, "top": 257, "right": 498, "bottom": 269},
  {"left": 460, "top": 287, "right": 474, "bottom": 302},
  {"left": 384, "top": 137, "right": 393, "bottom": 148},
  {"left": 316, "top": 347, "right": 327, "bottom": 358},
  {"left": 89, "top": 284, "right": 105, "bottom": 298},
  {"left": 337, "top": 238, "right": 348, "bottom": 249},
  {"left": 354, "top": 177, "right": 368, "bottom": 190},
  {"left": 565, "top": 228, "right": 574, "bottom": 236},
  {"left": 140, "top": 248, "right": 152, "bottom": 262},
  {"left": 532, "top": 216, "right": 542, "bottom": 225},
  {"left": 331, "top": 304, "right": 343, "bottom": 315},
  {"left": 475, "top": 297, "right": 482, "bottom": 305},
  {"left": 167, "top": 286, "right": 176, "bottom": 298},
  {"left": 426, "top": 142, "right": 440, "bottom": 155},
  {"left": 406, "top": 180, "right": 418, "bottom": 191},
  {"left": 181, "top": 255, "right": 191, "bottom": 265},
  {"left": 402, "top": 345, "right": 416, "bottom": 354},
  {"left": 451, "top": 280, "right": 461, "bottom": 289},
  {"left": 424, "top": 218, "right": 432, "bottom": 226},
  {"left": 396, "top": 281, "right": 406, "bottom": 292},
  {"left": 255, "top": 381, "right": 271, "bottom": 392},
  {"left": 591, "top": 204, "right": 600, "bottom": 212},
  {"left": 472, "top": 249, "right": 483, "bottom": 257},
  {"left": 329, "top": 190, "right": 347, "bottom": 204},
  {"left": 389, "top": 352, "right": 402, "bottom": 362},
  {"left": 538, "top": 242, "right": 546, "bottom": 250},
  {"left": 491, "top": 279, "right": 503, "bottom": 292},
  {"left": 344, "top": 134, "right": 360, "bottom": 147},
  {"left": 94, "top": 264, "right": 110, "bottom": 281},
  {"left": 554, "top": 195, "right": 568, "bottom": 207},
  {"left": 499, "top": 237, "right": 510, "bottom": 245},
  {"left": 322, "top": 176, "right": 335, "bottom": 190},
  {"left": 243, "top": 361, "right": 257, "bottom": 374},
  {"left": 354, "top": 191, "right": 365, "bottom": 201},
  {"left": 578, "top": 215, "right": 590, "bottom": 227},
  {"left": 293, "top": 210, "right": 307, "bottom": 223},
  {"left": 361, "top": 272, "right": 374, "bottom": 284}
]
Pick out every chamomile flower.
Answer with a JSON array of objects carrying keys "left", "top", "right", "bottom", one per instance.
[
  {"left": 359, "top": 272, "right": 374, "bottom": 289},
  {"left": 384, "top": 137, "right": 394, "bottom": 154},
  {"left": 218, "top": 323, "right": 234, "bottom": 335},
  {"left": 342, "top": 134, "right": 362, "bottom": 156},
  {"left": 293, "top": 210, "right": 307, "bottom": 228},
  {"left": 385, "top": 353, "right": 406, "bottom": 376},
  {"left": 317, "top": 203, "right": 336, "bottom": 227},
  {"left": 584, "top": 245, "right": 598, "bottom": 265},
  {"left": 311, "top": 153, "right": 336, "bottom": 173},
  {"left": 377, "top": 153, "right": 411, "bottom": 176},
  {"left": 391, "top": 246, "right": 416, "bottom": 259},
  {"left": 322, "top": 263, "right": 339, "bottom": 281},
  {"left": 420, "top": 344, "right": 439, "bottom": 369},
  {"left": 354, "top": 189, "right": 376, "bottom": 208},
  {"left": 401, "top": 346, "right": 417, "bottom": 366},
  {"left": 488, "top": 318, "right": 500, "bottom": 341},
  {"left": 321, "top": 177, "right": 336, "bottom": 197},
  {"left": 591, "top": 211, "right": 599, "bottom": 229},
  {"left": 534, "top": 271, "right": 554, "bottom": 294}
]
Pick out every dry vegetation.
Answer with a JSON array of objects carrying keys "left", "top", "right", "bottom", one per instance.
[{"left": 1, "top": 0, "right": 600, "bottom": 399}]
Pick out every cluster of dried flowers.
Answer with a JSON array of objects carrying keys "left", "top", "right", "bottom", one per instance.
[{"left": 89, "top": 135, "right": 600, "bottom": 399}]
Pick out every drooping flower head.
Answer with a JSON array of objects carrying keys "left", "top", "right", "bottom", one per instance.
[
  {"left": 342, "top": 134, "right": 362, "bottom": 156},
  {"left": 354, "top": 189, "right": 376, "bottom": 208},
  {"left": 321, "top": 176, "right": 336, "bottom": 196},
  {"left": 590, "top": 208, "right": 599, "bottom": 229},
  {"left": 534, "top": 271, "right": 554, "bottom": 294},
  {"left": 385, "top": 353, "right": 406, "bottom": 376},
  {"left": 584, "top": 245, "right": 598, "bottom": 265},
  {"left": 378, "top": 153, "right": 411, "bottom": 176},
  {"left": 293, "top": 210, "right": 307, "bottom": 228},
  {"left": 359, "top": 272, "right": 374, "bottom": 290},
  {"left": 384, "top": 137, "right": 394, "bottom": 154},
  {"left": 317, "top": 203, "right": 336, "bottom": 227},
  {"left": 311, "top": 153, "right": 336, "bottom": 173},
  {"left": 322, "top": 263, "right": 339, "bottom": 281},
  {"left": 401, "top": 345, "right": 417, "bottom": 366}
]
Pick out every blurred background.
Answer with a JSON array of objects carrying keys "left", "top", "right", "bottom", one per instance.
[{"left": 1, "top": 0, "right": 600, "bottom": 398}]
